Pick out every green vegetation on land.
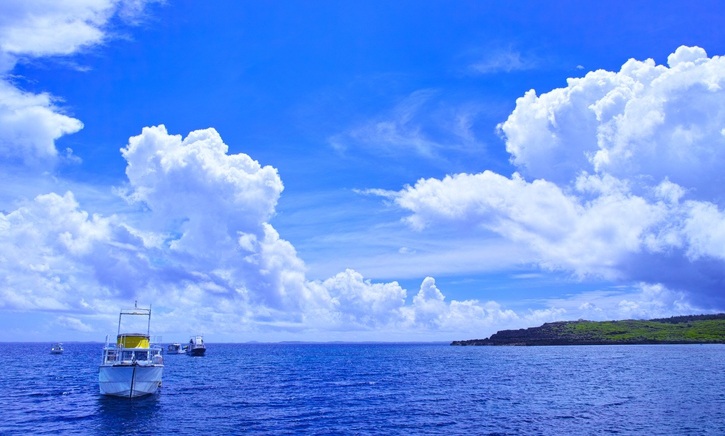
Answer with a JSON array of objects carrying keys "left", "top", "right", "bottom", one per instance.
[{"left": 451, "top": 314, "right": 725, "bottom": 346}]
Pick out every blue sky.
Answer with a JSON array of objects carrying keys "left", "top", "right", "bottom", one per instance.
[{"left": 3, "top": 0, "right": 725, "bottom": 342}]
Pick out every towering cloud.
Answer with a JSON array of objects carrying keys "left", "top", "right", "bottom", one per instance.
[{"left": 118, "top": 125, "right": 315, "bottom": 313}]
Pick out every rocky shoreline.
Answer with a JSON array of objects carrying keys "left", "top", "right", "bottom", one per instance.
[{"left": 452, "top": 314, "right": 725, "bottom": 346}]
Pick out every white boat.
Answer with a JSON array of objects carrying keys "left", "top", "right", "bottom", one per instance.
[
  {"left": 50, "top": 343, "right": 64, "bottom": 354},
  {"left": 166, "top": 343, "right": 184, "bottom": 354},
  {"left": 99, "top": 302, "right": 164, "bottom": 398},
  {"left": 186, "top": 335, "right": 206, "bottom": 356}
]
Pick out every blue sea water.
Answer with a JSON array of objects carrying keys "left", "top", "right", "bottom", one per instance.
[{"left": 1, "top": 342, "right": 724, "bottom": 435}]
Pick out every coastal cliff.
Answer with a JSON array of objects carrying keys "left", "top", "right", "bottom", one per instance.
[{"left": 451, "top": 314, "right": 725, "bottom": 346}]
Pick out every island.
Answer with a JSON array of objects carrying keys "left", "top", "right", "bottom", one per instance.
[{"left": 451, "top": 314, "right": 725, "bottom": 346}]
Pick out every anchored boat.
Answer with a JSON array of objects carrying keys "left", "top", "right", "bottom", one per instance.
[
  {"left": 98, "top": 303, "right": 164, "bottom": 398},
  {"left": 50, "top": 343, "right": 64, "bottom": 354},
  {"left": 166, "top": 343, "right": 184, "bottom": 354},
  {"left": 186, "top": 335, "right": 206, "bottom": 356}
]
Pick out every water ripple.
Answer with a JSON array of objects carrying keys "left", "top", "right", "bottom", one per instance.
[{"left": 1, "top": 343, "right": 725, "bottom": 434}]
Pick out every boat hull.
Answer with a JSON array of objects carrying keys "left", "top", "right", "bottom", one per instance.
[
  {"left": 187, "top": 348, "right": 206, "bottom": 356},
  {"left": 186, "top": 335, "right": 206, "bottom": 356},
  {"left": 99, "top": 365, "right": 163, "bottom": 398}
]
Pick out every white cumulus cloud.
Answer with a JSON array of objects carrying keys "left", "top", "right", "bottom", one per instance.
[
  {"left": 0, "top": 3, "right": 719, "bottom": 340},
  {"left": 0, "top": 0, "right": 156, "bottom": 60},
  {"left": 500, "top": 45, "right": 725, "bottom": 202},
  {"left": 0, "top": 0, "right": 157, "bottom": 169},
  {"left": 385, "top": 46, "right": 725, "bottom": 308},
  {"left": 1, "top": 123, "right": 623, "bottom": 341},
  {"left": 0, "top": 80, "right": 84, "bottom": 165},
  {"left": 4, "top": 123, "right": 525, "bottom": 340}
]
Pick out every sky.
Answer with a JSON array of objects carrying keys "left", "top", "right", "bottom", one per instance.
[{"left": 2, "top": 0, "right": 725, "bottom": 342}]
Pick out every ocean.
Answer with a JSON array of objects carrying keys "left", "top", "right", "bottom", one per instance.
[{"left": 2, "top": 342, "right": 724, "bottom": 434}]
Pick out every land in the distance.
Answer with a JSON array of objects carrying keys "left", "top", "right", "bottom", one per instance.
[{"left": 451, "top": 314, "right": 725, "bottom": 346}]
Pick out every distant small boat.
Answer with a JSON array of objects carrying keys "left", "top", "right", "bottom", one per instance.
[
  {"left": 50, "top": 343, "right": 64, "bottom": 354},
  {"left": 98, "top": 302, "right": 164, "bottom": 398},
  {"left": 186, "top": 335, "right": 206, "bottom": 356},
  {"left": 166, "top": 343, "right": 184, "bottom": 354}
]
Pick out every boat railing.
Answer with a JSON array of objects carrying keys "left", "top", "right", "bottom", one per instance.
[{"left": 101, "top": 335, "right": 164, "bottom": 366}]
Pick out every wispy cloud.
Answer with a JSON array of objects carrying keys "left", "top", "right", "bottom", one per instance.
[
  {"left": 469, "top": 48, "right": 537, "bottom": 74},
  {"left": 56, "top": 315, "right": 94, "bottom": 332},
  {"left": 329, "top": 90, "right": 486, "bottom": 160}
]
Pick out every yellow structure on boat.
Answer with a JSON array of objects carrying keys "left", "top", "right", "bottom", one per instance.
[{"left": 117, "top": 334, "right": 150, "bottom": 349}]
